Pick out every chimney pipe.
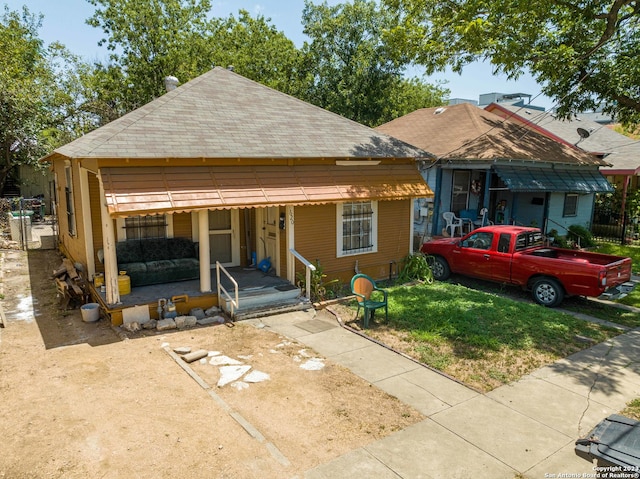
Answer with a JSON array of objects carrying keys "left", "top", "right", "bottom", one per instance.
[{"left": 164, "top": 76, "right": 179, "bottom": 92}]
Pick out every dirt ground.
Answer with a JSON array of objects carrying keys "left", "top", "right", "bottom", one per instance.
[{"left": 0, "top": 248, "right": 423, "bottom": 479}]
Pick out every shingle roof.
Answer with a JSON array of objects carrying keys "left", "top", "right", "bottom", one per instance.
[
  {"left": 493, "top": 104, "right": 640, "bottom": 174},
  {"left": 51, "top": 67, "right": 433, "bottom": 161},
  {"left": 375, "top": 103, "right": 607, "bottom": 166}
]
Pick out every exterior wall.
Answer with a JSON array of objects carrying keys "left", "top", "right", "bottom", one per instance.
[
  {"left": 172, "top": 212, "right": 193, "bottom": 239},
  {"left": 546, "top": 192, "right": 595, "bottom": 233},
  {"left": 54, "top": 160, "right": 89, "bottom": 269},
  {"left": 17, "top": 165, "right": 54, "bottom": 213},
  {"left": 89, "top": 173, "right": 103, "bottom": 273},
  {"left": 293, "top": 199, "right": 412, "bottom": 285}
]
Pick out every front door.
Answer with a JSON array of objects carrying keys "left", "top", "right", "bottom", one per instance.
[
  {"left": 257, "top": 207, "right": 279, "bottom": 274},
  {"left": 208, "top": 209, "right": 240, "bottom": 267}
]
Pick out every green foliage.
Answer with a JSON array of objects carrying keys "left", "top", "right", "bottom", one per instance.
[
  {"left": 296, "top": 260, "right": 340, "bottom": 303},
  {"left": 567, "top": 224, "right": 596, "bottom": 248},
  {"left": 396, "top": 252, "right": 433, "bottom": 284},
  {"left": 384, "top": 0, "right": 640, "bottom": 127},
  {"left": 300, "top": 0, "right": 448, "bottom": 127}
]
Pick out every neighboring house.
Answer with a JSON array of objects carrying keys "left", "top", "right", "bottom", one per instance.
[
  {"left": 485, "top": 103, "right": 640, "bottom": 219},
  {"left": 42, "top": 67, "right": 433, "bottom": 324},
  {"left": 376, "top": 103, "right": 612, "bottom": 240}
]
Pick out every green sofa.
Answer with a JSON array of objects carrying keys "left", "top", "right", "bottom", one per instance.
[{"left": 116, "top": 237, "right": 200, "bottom": 287}]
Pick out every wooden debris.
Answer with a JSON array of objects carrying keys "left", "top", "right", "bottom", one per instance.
[{"left": 53, "top": 258, "right": 89, "bottom": 309}]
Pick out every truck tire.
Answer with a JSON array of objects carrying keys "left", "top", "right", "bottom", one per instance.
[
  {"left": 430, "top": 256, "right": 451, "bottom": 281},
  {"left": 531, "top": 278, "right": 564, "bottom": 307}
]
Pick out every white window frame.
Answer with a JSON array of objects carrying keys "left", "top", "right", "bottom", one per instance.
[
  {"left": 336, "top": 200, "right": 378, "bottom": 257},
  {"left": 64, "top": 163, "right": 76, "bottom": 236}
]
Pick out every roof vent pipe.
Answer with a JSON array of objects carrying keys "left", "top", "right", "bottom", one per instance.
[{"left": 164, "top": 76, "right": 179, "bottom": 92}]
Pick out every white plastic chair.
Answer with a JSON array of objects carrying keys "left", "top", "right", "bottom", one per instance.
[
  {"left": 443, "top": 212, "right": 464, "bottom": 237},
  {"left": 479, "top": 207, "right": 494, "bottom": 227}
]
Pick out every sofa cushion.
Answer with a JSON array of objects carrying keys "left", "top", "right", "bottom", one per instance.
[
  {"left": 116, "top": 241, "right": 144, "bottom": 264},
  {"left": 142, "top": 238, "right": 170, "bottom": 262},
  {"left": 170, "top": 237, "right": 197, "bottom": 259}
]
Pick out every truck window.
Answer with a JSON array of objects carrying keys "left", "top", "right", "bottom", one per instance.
[
  {"left": 497, "top": 234, "right": 510, "bottom": 253},
  {"left": 462, "top": 232, "right": 493, "bottom": 250},
  {"left": 515, "top": 231, "right": 545, "bottom": 250}
]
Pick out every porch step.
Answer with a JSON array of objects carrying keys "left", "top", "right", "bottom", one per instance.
[{"left": 221, "top": 284, "right": 310, "bottom": 320}]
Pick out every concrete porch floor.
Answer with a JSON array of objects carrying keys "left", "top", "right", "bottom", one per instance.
[{"left": 93, "top": 267, "right": 295, "bottom": 324}]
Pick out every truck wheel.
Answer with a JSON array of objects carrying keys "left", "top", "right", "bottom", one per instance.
[
  {"left": 430, "top": 256, "right": 451, "bottom": 281},
  {"left": 531, "top": 278, "right": 564, "bottom": 307}
]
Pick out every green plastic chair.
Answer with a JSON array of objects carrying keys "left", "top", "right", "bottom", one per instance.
[{"left": 350, "top": 273, "right": 388, "bottom": 328}]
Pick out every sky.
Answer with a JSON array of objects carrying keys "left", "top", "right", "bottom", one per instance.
[{"left": 3, "top": 0, "right": 554, "bottom": 109}]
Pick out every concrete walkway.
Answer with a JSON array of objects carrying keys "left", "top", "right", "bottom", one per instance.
[{"left": 249, "top": 309, "right": 640, "bottom": 479}]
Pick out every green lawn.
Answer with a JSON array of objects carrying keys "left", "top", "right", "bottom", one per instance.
[{"left": 348, "top": 281, "right": 624, "bottom": 392}]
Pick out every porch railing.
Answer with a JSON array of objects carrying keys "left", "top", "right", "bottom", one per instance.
[
  {"left": 289, "top": 249, "right": 316, "bottom": 301},
  {"left": 216, "top": 261, "right": 239, "bottom": 317}
]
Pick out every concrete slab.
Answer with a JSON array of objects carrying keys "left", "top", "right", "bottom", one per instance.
[
  {"left": 432, "top": 395, "right": 572, "bottom": 472},
  {"left": 295, "top": 319, "right": 338, "bottom": 334},
  {"left": 375, "top": 368, "right": 479, "bottom": 416},
  {"left": 365, "top": 420, "right": 516, "bottom": 479},
  {"left": 293, "top": 326, "right": 376, "bottom": 358},
  {"left": 374, "top": 374, "right": 451, "bottom": 416},
  {"left": 330, "top": 344, "right": 420, "bottom": 383},
  {"left": 487, "top": 376, "right": 613, "bottom": 437},
  {"left": 532, "top": 363, "right": 640, "bottom": 411},
  {"left": 305, "top": 448, "right": 402, "bottom": 479},
  {"left": 399, "top": 367, "right": 480, "bottom": 406},
  {"left": 524, "top": 441, "right": 598, "bottom": 478}
]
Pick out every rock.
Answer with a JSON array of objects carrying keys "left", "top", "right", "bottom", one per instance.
[
  {"left": 123, "top": 321, "right": 141, "bottom": 333},
  {"left": 182, "top": 349, "right": 208, "bottom": 363},
  {"left": 205, "top": 306, "right": 221, "bottom": 316},
  {"left": 217, "top": 365, "right": 251, "bottom": 387},
  {"left": 189, "top": 308, "right": 205, "bottom": 319},
  {"left": 173, "top": 346, "right": 192, "bottom": 355},
  {"left": 196, "top": 317, "right": 219, "bottom": 326},
  {"left": 156, "top": 318, "right": 177, "bottom": 331},
  {"left": 175, "top": 315, "right": 197, "bottom": 329},
  {"left": 142, "top": 319, "right": 157, "bottom": 330}
]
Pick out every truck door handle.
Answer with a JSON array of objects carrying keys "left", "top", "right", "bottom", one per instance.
[{"left": 484, "top": 254, "right": 490, "bottom": 260}]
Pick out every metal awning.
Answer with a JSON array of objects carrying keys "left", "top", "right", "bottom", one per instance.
[
  {"left": 100, "top": 164, "right": 433, "bottom": 217},
  {"left": 493, "top": 166, "right": 614, "bottom": 193}
]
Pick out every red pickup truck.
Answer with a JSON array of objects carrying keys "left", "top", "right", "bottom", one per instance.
[{"left": 420, "top": 225, "right": 634, "bottom": 307}]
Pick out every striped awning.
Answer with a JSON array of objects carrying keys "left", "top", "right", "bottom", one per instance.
[
  {"left": 100, "top": 164, "right": 433, "bottom": 217},
  {"left": 494, "top": 166, "right": 613, "bottom": 193}
]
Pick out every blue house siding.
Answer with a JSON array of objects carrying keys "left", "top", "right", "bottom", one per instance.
[{"left": 546, "top": 192, "right": 595, "bottom": 233}]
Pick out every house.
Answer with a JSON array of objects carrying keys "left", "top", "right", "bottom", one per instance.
[
  {"left": 375, "top": 103, "right": 612, "bottom": 240},
  {"left": 42, "top": 67, "right": 433, "bottom": 324},
  {"left": 485, "top": 103, "right": 640, "bottom": 237}
]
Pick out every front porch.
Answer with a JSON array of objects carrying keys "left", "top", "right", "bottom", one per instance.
[{"left": 92, "top": 267, "right": 303, "bottom": 326}]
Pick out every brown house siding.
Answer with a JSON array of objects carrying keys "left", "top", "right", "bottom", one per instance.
[
  {"left": 88, "top": 173, "right": 103, "bottom": 273},
  {"left": 172, "top": 212, "right": 192, "bottom": 239},
  {"left": 294, "top": 199, "right": 411, "bottom": 285}
]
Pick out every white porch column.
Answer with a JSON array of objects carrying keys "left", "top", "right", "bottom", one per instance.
[
  {"left": 286, "top": 205, "right": 295, "bottom": 283},
  {"left": 97, "top": 174, "right": 120, "bottom": 305},
  {"left": 79, "top": 168, "right": 96, "bottom": 278},
  {"left": 198, "top": 210, "right": 211, "bottom": 292}
]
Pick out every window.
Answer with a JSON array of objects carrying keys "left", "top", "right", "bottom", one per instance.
[
  {"left": 515, "top": 231, "right": 544, "bottom": 250},
  {"left": 64, "top": 165, "right": 76, "bottom": 236},
  {"left": 563, "top": 193, "right": 578, "bottom": 217},
  {"left": 337, "top": 201, "right": 377, "bottom": 256},
  {"left": 124, "top": 215, "right": 167, "bottom": 239},
  {"left": 461, "top": 232, "right": 493, "bottom": 250},
  {"left": 451, "top": 170, "right": 470, "bottom": 213}
]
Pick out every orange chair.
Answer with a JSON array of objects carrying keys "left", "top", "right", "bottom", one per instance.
[{"left": 350, "top": 274, "right": 388, "bottom": 328}]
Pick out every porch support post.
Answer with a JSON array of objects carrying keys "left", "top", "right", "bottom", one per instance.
[
  {"left": 97, "top": 174, "right": 120, "bottom": 305},
  {"left": 286, "top": 205, "right": 295, "bottom": 283},
  {"left": 198, "top": 210, "right": 211, "bottom": 293}
]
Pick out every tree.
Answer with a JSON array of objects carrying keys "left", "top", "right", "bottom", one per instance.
[
  {"left": 300, "top": 0, "right": 448, "bottom": 127},
  {"left": 86, "top": 0, "right": 213, "bottom": 111},
  {"left": 0, "top": 6, "right": 58, "bottom": 195},
  {"left": 383, "top": 0, "right": 640, "bottom": 126},
  {"left": 205, "top": 10, "right": 302, "bottom": 96}
]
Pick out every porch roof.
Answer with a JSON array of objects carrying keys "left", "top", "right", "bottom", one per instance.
[
  {"left": 100, "top": 164, "right": 433, "bottom": 217},
  {"left": 493, "top": 165, "right": 614, "bottom": 193}
]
